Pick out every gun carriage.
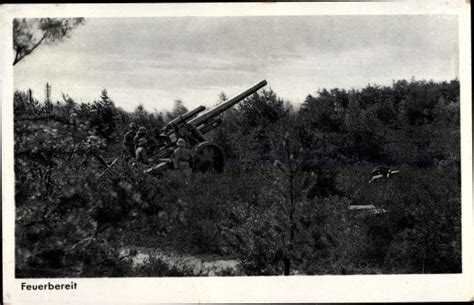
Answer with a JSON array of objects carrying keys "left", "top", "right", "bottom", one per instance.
[{"left": 145, "top": 80, "right": 268, "bottom": 174}]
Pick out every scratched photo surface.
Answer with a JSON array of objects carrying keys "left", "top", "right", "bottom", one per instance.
[{"left": 13, "top": 15, "right": 460, "bottom": 278}]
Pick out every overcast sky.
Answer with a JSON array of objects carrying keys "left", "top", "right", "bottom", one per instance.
[{"left": 14, "top": 15, "right": 458, "bottom": 112}]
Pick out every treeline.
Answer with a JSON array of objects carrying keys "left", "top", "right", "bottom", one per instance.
[{"left": 14, "top": 78, "right": 461, "bottom": 277}]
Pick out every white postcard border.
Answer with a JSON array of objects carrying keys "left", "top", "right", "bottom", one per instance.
[{"left": 1, "top": 2, "right": 472, "bottom": 303}]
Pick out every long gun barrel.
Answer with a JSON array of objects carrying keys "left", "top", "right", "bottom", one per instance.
[
  {"left": 147, "top": 80, "right": 268, "bottom": 174},
  {"left": 188, "top": 80, "right": 267, "bottom": 127},
  {"left": 167, "top": 105, "right": 206, "bottom": 126}
]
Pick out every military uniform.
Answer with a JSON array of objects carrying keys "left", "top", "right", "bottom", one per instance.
[
  {"left": 174, "top": 147, "right": 192, "bottom": 169},
  {"left": 136, "top": 147, "right": 150, "bottom": 165},
  {"left": 123, "top": 134, "right": 135, "bottom": 160},
  {"left": 134, "top": 127, "right": 148, "bottom": 150},
  {"left": 122, "top": 123, "right": 137, "bottom": 160},
  {"left": 136, "top": 138, "right": 152, "bottom": 165},
  {"left": 173, "top": 138, "right": 192, "bottom": 176}
]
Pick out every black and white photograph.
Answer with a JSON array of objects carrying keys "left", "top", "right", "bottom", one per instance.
[{"left": 2, "top": 2, "right": 472, "bottom": 303}]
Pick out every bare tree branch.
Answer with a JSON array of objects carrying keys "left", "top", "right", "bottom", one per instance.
[
  {"left": 13, "top": 18, "right": 84, "bottom": 66},
  {"left": 13, "top": 34, "right": 46, "bottom": 65}
]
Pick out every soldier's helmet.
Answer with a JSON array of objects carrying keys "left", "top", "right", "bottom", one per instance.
[
  {"left": 87, "top": 135, "right": 99, "bottom": 145},
  {"left": 176, "top": 138, "right": 186, "bottom": 147},
  {"left": 129, "top": 122, "right": 137, "bottom": 129},
  {"left": 138, "top": 138, "right": 148, "bottom": 146},
  {"left": 138, "top": 126, "right": 147, "bottom": 133},
  {"left": 69, "top": 112, "right": 78, "bottom": 123}
]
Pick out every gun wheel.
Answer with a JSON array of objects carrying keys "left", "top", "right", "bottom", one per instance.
[{"left": 192, "top": 142, "right": 224, "bottom": 173}]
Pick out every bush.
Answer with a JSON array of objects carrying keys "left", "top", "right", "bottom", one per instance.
[{"left": 14, "top": 78, "right": 461, "bottom": 276}]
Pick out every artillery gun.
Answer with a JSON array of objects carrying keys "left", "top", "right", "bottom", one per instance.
[{"left": 145, "top": 80, "right": 268, "bottom": 174}]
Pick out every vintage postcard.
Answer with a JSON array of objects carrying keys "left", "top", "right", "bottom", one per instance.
[{"left": 1, "top": 1, "right": 472, "bottom": 303}]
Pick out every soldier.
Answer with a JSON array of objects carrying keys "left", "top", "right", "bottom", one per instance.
[
  {"left": 69, "top": 111, "right": 79, "bottom": 124},
  {"left": 134, "top": 126, "right": 148, "bottom": 150},
  {"left": 123, "top": 122, "right": 137, "bottom": 160},
  {"left": 82, "top": 135, "right": 109, "bottom": 168},
  {"left": 135, "top": 137, "right": 152, "bottom": 165},
  {"left": 173, "top": 138, "right": 193, "bottom": 175}
]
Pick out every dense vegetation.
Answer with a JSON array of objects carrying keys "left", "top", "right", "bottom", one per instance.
[{"left": 14, "top": 79, "right": 461, "bottom": 277}]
